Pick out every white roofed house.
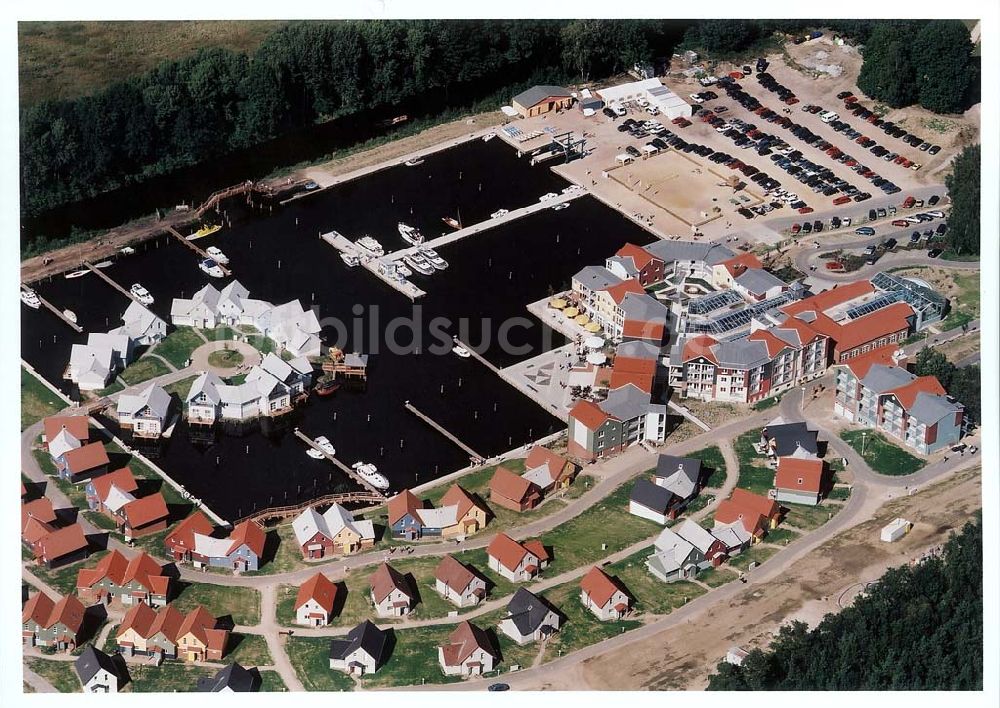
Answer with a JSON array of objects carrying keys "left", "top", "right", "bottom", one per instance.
[
  {"left": 258, "top": 352, "right": 314, "bottom": 396},
  {"left": 264, "top": 300, "right": 323, "bottom": 358},
  {"left": 66, "top": 333, "right": 130, "bottom": 391},
  {"left": 170, "top": 284, "right": 222, "bottom": 328},
  {"left": 186, "top": 372, "right": 224, "bottom": 425},
  {"left": 645, "top": 526, "right": 701, "bottom": 582},
  {"left": 48, "top": 427, "right": 82, "bottom": 462},
  {"left": 216, "top": 281, "right": 250, "bottom": 324},
  {"left": 117, "top": 384, "right": 171, "bottom": 438},
  {"left": 291, "top": 503, "right": 376, "bottom": 559},
  {"left": 110, "top": 301, "right": 167, "bottom": 346}
]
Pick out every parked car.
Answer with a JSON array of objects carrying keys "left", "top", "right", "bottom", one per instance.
[
  {"left": 927, "top": 249, "right": 943, "bottom": 258},
  {"left": 855, "top": 227, "right": 875, "bottom": 236}
]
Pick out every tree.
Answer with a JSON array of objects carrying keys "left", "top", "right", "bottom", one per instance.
[
  {"left": 856, "top": 23, "right": 918, "bottom": 108},
  {"left": 910, "top": 20, "right": 974, "bottom": 114},
  {"left": 560, "top": 20, "right": 607, "bottom": 80},
  {"left": 913, "top": 348, "right": 953, "bottom": 386},
  {"left": 944, "top": 145, "right": 980, "bottom": 256},
  {"left": 683, "top": 20, "right": 759, "bottom": 55}
]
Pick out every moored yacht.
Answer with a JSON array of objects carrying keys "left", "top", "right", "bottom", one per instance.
[
  {"left": 199, "top": 258, "right": 225, "bottom": 278},
  {"left": 398, "top": 222, "right": 424, "bottom": 245},
  {"left": 404, "top": 157, "right": 424, "bottom": 167},
  {"left": 419, "top": 247, "right": 448, "bottom": 270},
  {"left": 340, "top": 252, "right": 361, "bottom": 267},
  {"left": 205, "top": 246, "right": 229, "bottom": 264},
  {"left": 21, "top": 288, "right": 41, "bottom": 309},
  {"left": 403, "top": 252, "right": 435, "bottom": 276},
  {"left": 356, "top": 236, "right": 385, "bottom": 256},
  {"left": 130, "top": 283, "right": 154, "bottom": 306},
  {"left": 352, "top": 461, "right": 389, "bottom": 490}
]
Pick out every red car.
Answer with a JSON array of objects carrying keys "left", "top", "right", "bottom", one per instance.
[
  {"left": 791, "top": 223, "right": 802, "bottom": 234},
  {"left": 785, "top": 97, "right": 799, "bottom": 105},
  {"left": 902, "top": 196, "right": 916, "bottom": 208},
  {"left": 798, "top": 206, "right": 814, "bottom": 214},
  {"left": 845, "top": 96, "right": 859, "bottom": 104},
  {"left": 825, "top": 260, "right": 845, "bottom": 271},
  {"left": 833, "top": 195, "right": 852, "bottom": 206},
  {"left": 892, "top": 219, "right": 909, "bottom": 227},
  {"left": 671, "top": 117, "right": 684, "bottom": 125}
]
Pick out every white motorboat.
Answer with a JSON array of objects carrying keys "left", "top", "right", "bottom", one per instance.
[
  {"left": 20, "top": 288, "right": 41, "bottom": 309},
  {"left": 356, "top": 236, "right": 385, "bottom": 256},
  {"left": 130, "top": 283, "right": 154, "bottom": 306},
  {"left": 306, "top": 447, "right": 324, "bottom": 459},
  {"left": 340, "top": 253, "right": 361, "bottom": 267},
  {"left": 398, "top": 222, "right": 424, "bottom": 245},
  {"left": 539, "top": 192, "right": 558, "bottom": 201},
  {"left": 404, "top": 253, "right": 435, "bottom": 276},
  {"left": 63, "top": 309, "right": 78, "bottom": 324},
  {"left": 119, "top": 246, "right": 136, "bottom": 255},
  {"left": 352, "top": 461, "right": 389, "bottom": 490},
  {"left": 205, "top": 246, "right": 229, "bottom": 264},
  {"left": 490, "top": 208, "right": 509, "bottom": 219},
  {"left": 396, "top": 262, "right": 413, "bottom": 277},
  {"left": 482, "top": 132, "right": 495, "bottom": 142},
  {"left": 64, "top": 269, "right": 89, "bottom": 279},
  {"left": 453, "top": 345, "right": 471, "bottom": 358},
  {"left": 404, "top": 158, "right": 425, "bottom": 167},
  {"left": 93, "top": 260, "right": 113, "bottom": 268},
  {"left": 551, "top": 202, "right": 570, "bottom": 211},
  {"left": 199, "top": 258, "right": 225, "bottom": 278},
  {"left": 420, "top": 247, "right": 448, "bottom": 270}
]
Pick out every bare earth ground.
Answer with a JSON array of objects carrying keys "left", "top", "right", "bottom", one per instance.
[{"left": 542, "top": 466, "right": 981, "bottom": 690}]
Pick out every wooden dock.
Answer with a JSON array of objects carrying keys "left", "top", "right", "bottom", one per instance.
[
  {"left": 25, "top": 285, "right": 83, "bottom": 333},
  {"left": 452, "top": 337, "right": 501, "bottom": 376},
  {"left": 166, "top": 226, "right": 233, "bottom": 276},
  {"left": 233, "top": 490, "right": 386, "bottom": 526},
  {"left": 293, "top": 428, "right": 387, "bottom": 498},
  {"left": 83, "top": 262, "right": 144, "bottom": 305},
  {"left": 404, "top": 401, "right": 484, "bottom": 460}
]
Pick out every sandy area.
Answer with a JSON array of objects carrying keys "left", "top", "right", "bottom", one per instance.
[{"left": 566, "top": 465, "right": 981, "bottom": 690}]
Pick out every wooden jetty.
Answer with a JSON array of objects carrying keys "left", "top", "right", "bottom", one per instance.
[
  {"left": 83, "top": 262, "right": 143, "bottom": 304},
  {"left": 404, "top": 401, "right": 484, "bottom": 461},
  {"left": 166, "top": 226, "right": 233, "bottom": 276},
  {"left": 195, "top": 180, "right": 265, "bottom": 218},
  {"left": 293, "top": 428, "right": 386, "bottom": 498},
  {"left": 321, "top": 348, "right": 369, "bottom": 381},
  {"left": 25, "top": 285, "right": 83, "bottom": 333},
  {"left": 232, "top": 490, "right": 386, "bottom": 526},
  {"left": 452, "top": 337, "right": 501, "bottom": 376}
]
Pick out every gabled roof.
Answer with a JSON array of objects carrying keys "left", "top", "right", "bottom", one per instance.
[
  {"left": 600, "top": 383, "right": 664, "bottom": 422},
  {"left": 78, "top": 549, "right": 170, "bottom": 596},
  {"left": 370, "top": 563, "right": 413, "bottom": 603},
  {"left": 197, "top": 663, "right": 260, "bottom": 692},
  {"left": 730, "top": 488, "right": 780, "bottom": 519},
  {"left": 227, "top": 520, "right": 266, "bottom": 557},
  {"left": 63, "top": 442, "right": 110, "bottom": 475},
  {"left": 763, "top": 420, "right": 819, "bottom": 457},
  {"left": 387, "top": 489, "right": 423, "bottom": 526},
  {"left": 630, "top": 478, "right": 672, "bottom": 514},
  {"left": 22, "top": 516, "right": 55, "bottom": 544},
  {"left": 440, "top": 621, "right": 497, "bottom": 666},
  {"left": 775, "top": 457, "right": 825, "bottom": 494},
  {"left": 490, "top": 466, "right": 541, "bottom": 504},
  {"left": 292, "top": 503, "right": 375, "bottom": 547},
  {"left": 735, "top": 268, "right": 787, "bottom": 295},
  {"left": 117, "top": 601, "right": 157, "bottom": 639},
  {"left": 522, "top": 447, "right": 574, "bottom": 488},
  {"left": 909, "top": 390, "right": 963, "bottom": 424},
  {"left": 615, "top": 243, "right": 659, "bottom": 270},
  {"left": 165, "top": 510, "right": 215, "bottom": 550},
  {"left": 434, "top": 555, "right": 479, "bottom": 594},
  {"left": 674, "top": 519, "right": 720, "bottom": 555},
  {"left": 513, "top": 84, "right": 572, "bottom": 108},
  {"left": 329, "top": 620, "right": 389, "bottom": 663},
  {"left": 837, "top": 347, "right": 899, "bottom": 378},
  {"left": 569, "top": 399, "right": 611, "bottom": 431},
  {"left": 121, "top": 494, "right": 169, "bottom": 528},
  {"left": 177, "top": 606, "right": 227, "bottom": 654},
  {"left": 187, "top": 371, "right": 225, "bottom": 405},
  {"left": 117, "top": 383, "right": 171, "bottom": 420},
  {"left": 487, "top": 533, "right": 536, "bottom": 572},
  {"left": 22, "top": 497, "right": 57, "bottom": 531},
  {"left": 26, "top": 591, "right": 85, "bottom": 632},
  {"left": 439, "top": 484, "right": 485, "bottom": 522},
  {"left": 649, "top": 527, "right": 696, "bottom": 572},
  {"left": 579, "top": 566, "right": 629, "bottom": 608},
  {"left": 714, "top": 499, "right": 767, "bottom": 537},
  {"left": 645, "top": 239, "right": 734, "bottom": 266},
  {"left": 75, "top": 645, "right": 123, "bottom": 685},
  {"left": 885, "top": 375, "right": 947, "bottom": 410},
  {"left": 505, "top": 588, "right": 554, "bottom": 634},
  {"left": 716, "top": 252, "right": 764, "bottom": 278},
  {"left": 681, "top": 335, "right": 720, "bottom": 364},
  {"left": 605, "top": 278, "right": 646, "bottom": 305},
  {"left": 573, "top": 265, "right": 622, "bottom": 292},
  {"left": 653, "top": 455, "right": 701, "bottom": 499},
  {"left": 48, "top": 427, "right": 82, "bottom": 460},
  {"left": 22, "top": 591, "right": 55, "bottom": 626},
  {"left": 44, "top": 415, "right": 90, "bottom": 445},
  {"left": 295, "top": 573, "right": 338, "bottom": 614},
  {"left": 35, "top": 523, "right": 88, "bottom": 561},
  {"left": 90, "top": 467, "right": 139, "bottom": 503}
]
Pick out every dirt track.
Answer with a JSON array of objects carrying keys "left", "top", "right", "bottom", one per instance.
[{"left": 572, "top": 466, "right": 981, "bottom": 690}]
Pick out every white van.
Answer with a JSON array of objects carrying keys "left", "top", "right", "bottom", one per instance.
[
  {"left": 612, "top": 103, "right": 626, "bottom": 117},
  {"left": 820, "top": 111, "right": 839, "bottom": 123},
  {"left": 645, "top": 105, "right": 660, "bottom": 116}
]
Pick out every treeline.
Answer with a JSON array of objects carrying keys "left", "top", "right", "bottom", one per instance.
[
  {"left": 914, "top": 348, "right": 980, "bottom": 424},
  {"left": 944, "top": 145, "right": 980, "bottom": 256},
  {"left": 708, "top": 519, "right": 982, "bottom": 690},
  {"left": 20, "top": 19, "right": 687, "bottom": 221},
  {"left": 681, "top": 19, "right": 978, "bottom": 114}
]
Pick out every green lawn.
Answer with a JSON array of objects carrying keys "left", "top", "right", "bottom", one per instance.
[
  {"left": 539, "top": 581, "right": 642, "bottom": 662},
  {"left": 729, "top": 544, "right": 779, "bottom": 572},
  {"left": 118, "top": 356, "right": 171, "bottom": 386},
  {"left": 226, "top": 633, "right": 272, "bottom": 666},
  {"left": 358, "top": 625, "right": 462, "bottom": 688},
  {"left": 285, "top": 636, "right": 356, "bottom": 691},
  {"left": 259, "top": 670, "right": 288, "bottom": 692},
  {"left": 153, "top": 326, "right": 203, "bottom": 368},
  {"left": 692, "top": 445, "right": 726, "bottom": 488},
  {"left": 96, "top": 380, "right": 126, "bottom": 396},
  {"left": 761, "top": 527, "right": 801, "bottom": 546},
  {"left": 245, "top": 334, "right": 278, "bottom": 355},
  {"left": 828, "top": 486, "right": 852, "bottom": 501},
  {"left": 752, "top": 395, "right": 780, "bottom": 411},
  {"left": 29, "top": 547, "right": 106, "bottom": 595},
  {"left": 733, "top": 429, "right": 774, "bottom": 494},
  {"left": 208, "top": 348, "right": 245, "bottom": 369},
  {"left": 695, "top": 566, "right": 738, "bottom": 588},
  {"left": 21, "top": 367, "right": 64, "bottom": 430},
  {"left": 839, "top": 430, "right": 925, "bottom": 476},
  {"left": 124, "top": 661, "right": 218, "bottom": 692},
  {"left": 783, "top": 501, "right": 841, "bottom": 531},
  {"left": 603, "top": 545, "right": 706, "bottom": 614},
  {"left": 173, "top": 583, "right": 261, "bottom": 626},
  {"left": 163, "top": 375, "right": 197, "bottom": 400},
  {"left": 202, "top": 326, "right": 238, "bottom": 342},
  {"left": 25, "top": 657, "right": 79, "bottom": 693},
  {"left": 242, "top": 523, "right": 308, "bottom": 576}
]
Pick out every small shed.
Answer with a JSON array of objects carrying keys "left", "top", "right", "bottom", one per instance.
[{"left": 880, "top": 518, "right": 912, "bottom": 543}]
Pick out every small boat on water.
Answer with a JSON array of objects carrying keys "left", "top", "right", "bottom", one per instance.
[
  {"left": 420, "top": 247, "right": 449, "bottom": 270},
  {"left": 404, "top": 253, "right": 435, "bottom": 276},
  {"left": 398, "top": 222, "right": 424, "bottom": 245},
  {"left": 356, "top": 236, "right": 385, "bottom": 256},
  {"left": 395, "top": 262, "right": 413, "bottom": 277},
  {"left": 482, "top": 133, "right": 496, "bottom": 142},
  {"left": 314, "top": 376, "right": 341, "bottom": 397},
  {"left": 21, "top": 288, "right": 41, "bottom": 309},
  {"left": 441, "top": 216, "right": 461, "bottom": 230},
  {"left": 64, "top": 269, "right": 89, "bottom": 279},
  {"left": 63, "top": 309, "right": 78, "bottom": 324},
  {"left": 453, "top": 345, "right": 471, "bottom": 358},
  {"left": 340, "top": 253, "right": 361, "bottom": 267},
  {"left": 188, "top": 224, "right": 222, "bottom": 241},
  {"left": 551, "top": 202, "right": 570, "bottom": 211},
  {"left": 94, "top": 260, "right": 113, "bottom": 268},
  {"left": 205, "top": 246, "right": 229, "bottom": 264},
  {"left": 130, "top": 283, "right": 154, "bottom": 306},
  {"left": 352, "top": 461, "right": 390, "bottom": 490},
  {"left": 490, "top": 209, "right": 509, "bottom": 219},
  {"left": 306, "top": 435, "right": 335, "bottom": 459},
  {"left": 119, "top": 246, "right": 136, "bottom": 255},
  {"left": 199, "top": 258, "right": 225, "bottom": 278},
  {"left": 404, "top": 157, "right": 425, "bottom": 167}
]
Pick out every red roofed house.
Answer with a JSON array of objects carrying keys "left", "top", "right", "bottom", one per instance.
[
  {"left": 387, "top": 485, "right": 489, "bottom": 539},
  {"left": 58, "top": 442, "right": 110, "bottom": 482},
  {"left": 116, "top": 493, "right": 170, "bottom": 540},
  {"left": 76, "top": 549, "right": 171, "bottom": 607},
  {"left": 116, "top": 603, "right": 184, "bottom": 659},
  {"left": 713, "top": 489, "right": 782, "bottom": 542},
  {"left": 85, "top": 467, "right": 138, "bottom": 514},
  {"left": 176, "top": 606, "right": 230, "bottom": 662},
  {"left": 370, "top": 562, "right": 415, "bottom": 617},
  {"left": 773, "top": 457, "right": 827, "bottom": 506},
  {"left": 32, "top": 523, "right": 89, "bottom": 568},
  {"left": 43, "top": 415, "right": 91, "bottom": 449},
  {"left": 711, "top": 253, "right": 764, "bottom": 288},
  {"left": 22, "top": 591, "right": 86, "bottom": 651},
  {"left": 607, "top": 243, "right": 666, "bottom": 286},
  {"left": 579, "top": 566, "right": 632, "bottom": 621},
  {"left": 189, "top": 519, "right": 267, "bottom": 573},
  {"left": 21, "top": 498, "right": 57, "bottom": 546},
  {"left": 489, "top": 466, "right": 543, "bottom": 512},
  {"left": 434, "top": 555, "right": 488, "bottom": 607},
  {"left": 521, "top": 446, "right": 577, "bottom": 493},
  {"left": 164, "top": 510, "right": 215, "bottom": 562},
  {"left": 487, "top": 533, "right": 548, "bottom": 582},
  {"left": 294, "top": 573, "right": 339, "bottom": 626},
  {"left": 567, "top": 385, "right": 668, "bottom": 461},
  {"left": 438, "top": 620, "right": 498, "bottom": 676}
]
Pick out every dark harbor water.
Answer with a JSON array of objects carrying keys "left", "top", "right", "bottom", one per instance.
[{"left": 22, "top": 139, "right": 656, "bottom": 521}]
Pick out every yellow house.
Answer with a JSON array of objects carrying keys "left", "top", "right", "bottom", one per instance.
[{"left": 511, "top": 85, "right": 573, "bottom": 118}]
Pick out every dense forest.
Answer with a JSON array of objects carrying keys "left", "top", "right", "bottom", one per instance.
[
  {"left": 708, "top": 519, "right": 982, "bottom": 690},
  {"left": 913, "top": 348, "right": 980, "bottom": 424},
  {"left": 944, "top": 145, "right": 981, "bottom": 256}
]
